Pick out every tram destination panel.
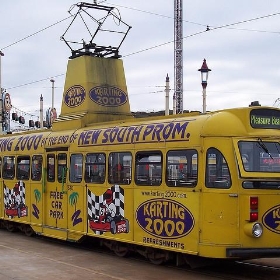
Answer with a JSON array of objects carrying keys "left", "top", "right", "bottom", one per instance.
[{"left": 250, "top": 109, "right": 280, "bottom": 129}]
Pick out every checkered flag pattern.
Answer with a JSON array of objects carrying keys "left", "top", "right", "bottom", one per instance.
[
  {"left": 4, "top": 181, "right": 26, "bottom": 207},
  {"left": 87, "top": 185, "right": 124, "bottom": 221}
]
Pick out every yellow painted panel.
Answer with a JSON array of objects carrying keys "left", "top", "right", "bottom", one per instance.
[
  {"left": 134, "top": 188, "right": 199, "bottom": 254},
  {"left": 30, "top": 182, "right": 43, "bottom": 227},
  {"left": 67, "top": 185, "right": 85, "bottom": 234},
  {"left": 200, "top": 192, "right": 239, "bottom": 245},
  {"left": 59, "top": 56, "right": 132, "bottom": 119}
]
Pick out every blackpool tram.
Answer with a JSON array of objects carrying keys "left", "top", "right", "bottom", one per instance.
[{"left": 0, "top": 2, "right": 280, "bottom": 266}]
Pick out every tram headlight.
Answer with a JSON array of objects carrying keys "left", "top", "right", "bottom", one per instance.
[
  {"left": 252, "top": 223, "right": 263, "bottom": 238},
  {"left": 244, "top": 222, "right": 263, "bottom": 238}
]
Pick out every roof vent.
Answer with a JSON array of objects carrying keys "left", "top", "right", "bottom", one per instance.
[{"left": 249, "top": 101, "right": 261, "bottom": 107}]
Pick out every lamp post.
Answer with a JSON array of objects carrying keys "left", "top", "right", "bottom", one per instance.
[
  {"left": 0, "top": 51, "right": 4, "bottom": 133},
  {"left": 0, "top": 51, "right": 4, "bottom": 91},
  {"left": 165, "top": 73, "right": 170, "bottom": 116},
  {"left": 198, "top": 59, "right": 211, "bottom": 113},
  {"left": 50, "top": 79, "right": 55, "bottom": 110}
]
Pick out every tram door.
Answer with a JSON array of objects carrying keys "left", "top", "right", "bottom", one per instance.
[
  {"left": 43, "top": 151, "right": 68, "bottom": 239},
  {"left": 200, "top": 142, "right": 239, "bottom": 246}
]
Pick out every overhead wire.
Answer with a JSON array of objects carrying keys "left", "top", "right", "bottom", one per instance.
[
  {"left": 208, "top": 11, "right": 280, "bottom": 31},
  {"left": 6, "top": 74, "right": 64, "bottom": 90},
  {"left": 107, "top": 2, "right": 280, "bottom": 34},
  {"left": 2, "top": 5, "right": 280, "bottom": 52},
  {"left": 123, "top": 29, "right": 208, "bottom": 58},
  {"left": 1, "top": 16, "right": 73, "bottom": 51},
  {"left": 106, "top": 2, "right": 207, "bottom": 28},
  {"left": 3, "top": 5, "right": 280, "bottom": 115}
]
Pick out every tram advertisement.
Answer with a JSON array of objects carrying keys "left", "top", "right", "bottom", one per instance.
[
  {"left": 135, "top": 189, "right": 198, "bottom": 252},
  {"left": 0, "top": 120, "right": 192, "bottom": 152}
]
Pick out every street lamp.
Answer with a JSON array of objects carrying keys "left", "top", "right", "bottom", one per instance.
[
  {"left": 0, "top": 51, "right": 4, "bottom": 91},
  {"left": 50, "top": 79, "right": 55, "bottom": 110},
  {"left": 0, "top": 51, "right": 4, "bottom": 133},
  {"left": 198, "top": 59, "right": 211, "bottom": 113}
]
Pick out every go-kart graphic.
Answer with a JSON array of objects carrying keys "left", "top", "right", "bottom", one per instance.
[
  {"left": 4, "top": 182, "right": 28, "bottom": 218},
  {"left": 5, "top": 204, "right": 28, "bottom": 218},
  {"left": 89, "top": 204, "right": 129, "bottom": 234},
  {"left": 88, "top": 187, "right": 129, "bottom": 234}
]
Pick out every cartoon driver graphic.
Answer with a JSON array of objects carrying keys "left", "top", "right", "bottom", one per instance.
[
  {"left": 102, "top": 189, "right": 116, "bottom": 222},
  {"left": 12, "top": 183, "right": 22, "bottom": 208}
]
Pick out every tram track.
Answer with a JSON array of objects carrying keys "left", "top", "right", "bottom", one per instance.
[{"left": 195, "top": 260, "right": 280, "bottom": 280}]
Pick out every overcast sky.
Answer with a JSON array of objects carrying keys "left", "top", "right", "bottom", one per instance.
[{"left": 1, "top": 0, "right": 280, "bottom": 122}]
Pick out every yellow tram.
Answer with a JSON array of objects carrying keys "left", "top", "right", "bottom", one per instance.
[
  {"left": 1, "top": 2, "right": 280, "bottom": 264},
  {"left": 1, "top": 52, "right": 280, "bottom": 265}
]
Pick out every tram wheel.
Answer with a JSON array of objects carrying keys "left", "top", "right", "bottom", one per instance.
[
  {"left": 147, "top": 250, "right": 167, "bottom": 265},
  {"left": 6, "top": 223, "right": 16, "bottom": 232},
  {"left": 148, "top": 256, "right": 166, "bottom": 265},
  {"left": 114, "top": 245, "right": 130, "bottom": 257},
  {"left": 24, "top": 225, "right": 35, "bottom": 237}
]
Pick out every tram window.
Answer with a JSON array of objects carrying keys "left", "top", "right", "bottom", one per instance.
[
  {"left": 70, "top": 154, "right": 83, "bottom": 183},
  {"left": 47, "top": 154, "right": 55, "bottom": 182},
  {"left": 58, "top": 153, "right": 67, "bottom": 183},
  {"left": 239, "top": 141, "right": 280, "bottom": 172},
  {"left": 109, "top": 152, "right": 132, "bottom": 185},
  {"left": 3, "top": 156, "right": 15, "bottom": 179},
  {"left": 16, "top": 156, "right": 30, "bottom": 180},
  {"left": 166, "top": 150, "right": 197, "bottom": 187},
  {"left": 206, "top": 148, "right": 231, "bottom": 189},
  {"left": 135, "top": 151, "right": 162, "bottom": 186},
  {"left": 243, "top": 180, "right": 280, "bottom": 190},
  {"left": 85, "top": 153, "right": 105, "bottom": 183},
  {"left": 31, "top": 155, "right": 42, "bottom": 181}
]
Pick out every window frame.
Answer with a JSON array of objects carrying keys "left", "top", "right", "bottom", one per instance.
[
  {"left": 57, "top": 153, "right": 67, "bottom": 183},
  {"left": 3, "top": 156, "right": 15, "bottom": 180},
  {"left": 135, "top": 151, "right": 162, "bottom": 186},
  {"left": 205, "top": 147, "right": 231, "bottom": 189},
  {"left": 70, "top": 153, "right": 83, "bottom": 183},
  {"left": 85, "top": 153, "right": 106, "bottom": 184},
  {"left": 108, "top": 151, "right": 132, "bottom": 185},
  {"left": 31, "top": 155, "right": 43, "bottom": 181},
  {"left": 166, "top": 149, "right": 198, "bottom": 188},
  {"left": 47, "top": 154, "right": 55, "bottom": 182},
  {"left": 16, "top": 155, "right": 30, "bottom": 180}
]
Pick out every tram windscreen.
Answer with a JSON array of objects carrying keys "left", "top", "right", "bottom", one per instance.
[{"left": 238, "top": 140, "right": 280, "bottom": 172}]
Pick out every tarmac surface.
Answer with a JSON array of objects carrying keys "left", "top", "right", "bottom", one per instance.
[
  {"left": 0, "top": 229, "right": 279, "bottom": 280},
  {"left": 245, "top": 257, "right": 280, "bottom": 268},
  {"left": 0, "top": 230, "right": 200, "bottom": 280}
]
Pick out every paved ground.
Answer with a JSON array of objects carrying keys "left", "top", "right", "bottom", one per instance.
[
  {"left": 246, "top": 258, "right": 280, "bottom": 268},
  {"left": 0, "top": 229, "right": 279, "bottom": 280},
  {"left": 0, "top": 230, "right": 200, "bottom": 280}
]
